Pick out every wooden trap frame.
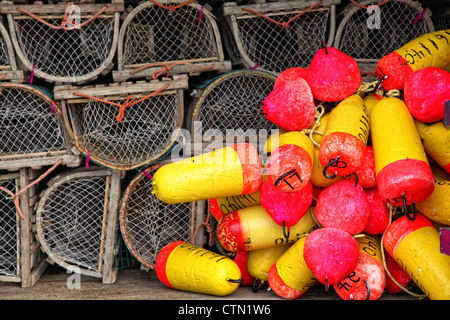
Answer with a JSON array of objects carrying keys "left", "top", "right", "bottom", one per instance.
[
  {"left": 1, "top": 0, "right": 124, "bottom": 85},
  {"left": 54, "top": 75, "right": 188, "bottom": 170},
  {"left": 0, "top": 16, "right": 25, "bottom": 83},
  {"left": 0, "top": 82, "right": 81, "bottom": 171},
  {"left": 119, "top": 162, "right": 204, "bottom": 270},
  {"left": 188, "top": 69, "right": 278, "bottom": 148},
  {"left": 113, "top": 0, "right": 231, "bottom": 83},
  {"left": 0, "top": 168, "right": 49, "bottom": 287},
  {"left": 219, "top": 0, "right": 340, "bottom": 73},
  {"left": 35, "top": 166, "right": 124, "bottom": 284},
  {"left": 333, "top": 0, "right": 434, "bottom": 75}
]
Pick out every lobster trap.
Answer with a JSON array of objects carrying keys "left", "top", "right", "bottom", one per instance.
[
  {"left": 54, "top": 76, "right": 188, "bottom": 170},
  {"left": 188, "top": 69, "right": 278, "bottom": 149},
  {"left": 333, "top": 0, "right": 434, "bottom": 74},
  {"left": 0, "top": 16, "right": 25, "bottom": 83},
  {"left": 0, "top": 168, "right": 48, "bottom": 287},
  {"left": 1, "top": 0, "right": 124, "bottom": 84},
  {"left": 220, "top": 0, "right": 340, "bottom": 73},
  {"left": 35, "top": 166, "right": 124, "bottom": 284},
  {"left": 113, "top": 0, "right": 231, "bottom": 83},
  {"left": 0, "top": 82, "right": 81, "bottom": 171},
  {"left": 119, "top": 163, "right": 202, "bottom": 270}
]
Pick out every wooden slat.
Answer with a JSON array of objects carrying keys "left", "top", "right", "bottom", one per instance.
[{"left": 1, "top": 2, "right": 124, "bottom": 15}]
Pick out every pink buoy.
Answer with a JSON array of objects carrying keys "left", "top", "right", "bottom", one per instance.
[
  {"left": 262, "top": 77, "right": 316, "bottom": 131},
  {"left": 306, "top": 45, "right": 361, "bottom": 102},
  {"left": 303, "top": 227, "right": 359, "bottom": 289},
  {"left": 274, "top": 67, "right": 309, "bottom": 89},
  {"left": 363, "top": 187, "right": 389, "bottom": 235},
  {"left": 404, "top": 67, "right": 450, "bottom": 123},
  {"left": 354, "top": 145, "right": 376, "bottom": 188}
]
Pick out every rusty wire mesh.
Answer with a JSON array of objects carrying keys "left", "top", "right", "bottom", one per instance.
[
  {"left": 37, "top": 175, "right": 108, "bottom": 272},
  {"left": 120, "top": 165, "right": 193, "bottom": 269},
  {"left": 121, "top": 2, "right": 218, "bottom": 67},
  {"left": 335, "top": 0, "right": 432, "bottom": 60},
  {"left": 11, "top": 15, "right": 115, "bottom": 78},
  {"left": 228, "top": 8, "right": 329, "bottom": 72},
  {"left": 191, "top": 70, "right": 278, "bottom": 141},
  {"left": 65, "top": 91, "right": 182, "bottom": 170},
  {"left": 0, "top": 84, "right": 67, "bottom": 159},
  {"left": 0, "top": 177, "right": 19, "bottom": 277}
]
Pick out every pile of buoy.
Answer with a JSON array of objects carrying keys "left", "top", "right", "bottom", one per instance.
[{"left": 153, "top": 30, "right": 450, "bottom": 300}]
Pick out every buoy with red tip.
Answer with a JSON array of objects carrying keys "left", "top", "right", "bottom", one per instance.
[
  {"left": 247, "top": 243, "right": 292, "bottom": 292},
  {"left": 404, "top": 67, "right": 450, "bottom": 123},
  {"left": 376, "top": 29, "right": 450, "bottom": 91},
  {"left": 155, "top": 241, "right": 242, "bottom": 296},
  {"left": 152, "top": 143, "right": 262, "bottom": 204},
  {"left": 310, "top": 148, "right": 342, "bottom": 188},
  {"left": 216, "top": 205, "right": 316, "bottom": 252},
  {"left": 384, "top": 249, "right": 412, "bottom": 295},
  {"left": 370, "top": 97, "right": 435, "bottom": 209},
  {"left": 354, "top": 145, "right": 376, "bottom": 189},
  {"left": 363, "top": 187, "right": 389, "bottom": 236},
  {"left": 383, "top": 214, "right": 450, "bottom": 300},
  {"left": 333, "top": 235, "right": 385, "bottom": 300},
  {"left": 208, "top": 191, "right": 261, "bottom": 221},
  {"left": 233, "top": 251, "right": 254, "bottom": 287},
  {"left": 268, "top": 237, "right": 317, "bottom": 299},
  {"left": 303, "top": 228, "right": 360, "bottom": 290},
  {"left": 274, "top": 67, "right": 308, "bottom": 89},
  {"left": 319, "top": 94, "right": 370, "bottom": 178},
  {"left": 260, "top": 179, "right": 313, "bottom": 230},
  {"left": 315, "top": 178, "right": 371, "bottom": 235},
  {"left": 306, "top": 43, "right": 361, "bottom": 102},
  {"left": 266, "top": 131, "right": 315, "bottom": 193},
  {"left": 262, "top": 77, "right": 316, "bottom": 131},
  {"left": 415, "top": 119, "right": 450, "bottom": 175}
]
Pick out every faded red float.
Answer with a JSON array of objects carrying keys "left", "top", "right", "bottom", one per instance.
[
  {"left": 274, "top": 67, "right": 308, "bottom": 89},
  {"left": 306, "top": 46, "right": 361, "bottom": 102},
  {"left": 315, "top": 179, "right": 370, "bottom": 235},
  {"left": 354, "top": 145, "right": 376, "bottom": 188},
  {"left": 363, "top": 187, "right": 389, "bottom": 236},
  {"left": 233, "top": 251, "right": 254, "bottom": 286}
]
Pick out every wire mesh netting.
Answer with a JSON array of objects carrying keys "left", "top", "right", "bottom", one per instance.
[
  {"left": 120, "top": 166, "right": 193, "bottom": 269},
  {"left": 0, "top": 31, "right": 10, "bottom": 68},
  {"left": 66, "top": 91, "right": 182, "bottom": 169},
  {"left": 0, "top": 178, "right": 19, "bottom": 277},
  {"left": 37, "top": 175, "right": 108, "bottom": 272},
  {"left": 121, "top": 2, "right": 218, "bottom": 67},
  {"left": 336, "top": 0, "right": 432, "bottom": 60},
  {"left": 0, "top": 84, "right": 67, "bottom": 159},
  {"left": 192, "top": 70, "right": 278, "bottom": 141},
  {"left": 11, "top": 15, "right": 115, "bottom": 78},
  {"left": 229, "top": 8, "right": 329, "bottom": 72}
]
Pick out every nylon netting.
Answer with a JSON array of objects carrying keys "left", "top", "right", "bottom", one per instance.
[
  {"left": 337, "top": 1, "right": 430, "bottom": 60},
  {"left": 12, "top": 16, "right": 114, "bottom": 78},
  {"left": 193, "top": 70, "right": 278, "bottom": 140},
  {"left": 231, "top": 9, "right": 329, "bottom": 72},
  {"left": 122, "top": 3, "right": 218, "bottom": 66},
  {"left": 0, "top": 178, "right": 19, "bottom": 277},
  {"left": 120, "top": 169, "right": 192, "bottom": 269},
  {"left": 38, "top": 176, "right": 107, "bottom": 271},
  {"left": 0, "top": 33, "right": 10, "bottom": 67},
  {"left": 67, "top": 91, "right": 181, "bottom": 169},
  {"left": 0, "top": 86, "right": 66, "bottom": 158}
]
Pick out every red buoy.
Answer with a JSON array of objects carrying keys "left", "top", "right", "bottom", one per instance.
[
  {"left": 303, "top": 228, "right": 359, "bottom": 289},
  {"left": 233, "top": 251, "right": 254, "bottom": 286},
  {"left": 404, "top": 67, "right": 450, "bottom": 123},
  {"left": 262, "top": 77, "right": 316, "bottom": 131},
  {"left": 306, "top": 46, "right": 361, "bottom": 102},
  {"left": 315, "top": 179, "right": 370, "bottom": 235},
  {"left": 384, "top": 249, "right": 412, "bottom": 295},
  {"left": 363, "top": 187, "right": 389, "bottom": 235},
  {"left": 260, "top": 179, "right": 313, "bottom": 228}
]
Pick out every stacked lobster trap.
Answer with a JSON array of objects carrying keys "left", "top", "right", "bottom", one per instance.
[
  {"left": 1, "top": 0, "right": 124, "bottom": 85},
  {"left": 112, "top": 0, "right": 231, "bottom": 82},
  {"left": 219, "top": 0, "right": 340, "bottom": 73},
  {"left": 35, "top": 166, "right": 124, "bottom": 284},
  {"left": 333, "top": 0, "right": 434, "bottom": 75},
  {"left": 0, "top": 15, "right": 24, "bottom": 83}
]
